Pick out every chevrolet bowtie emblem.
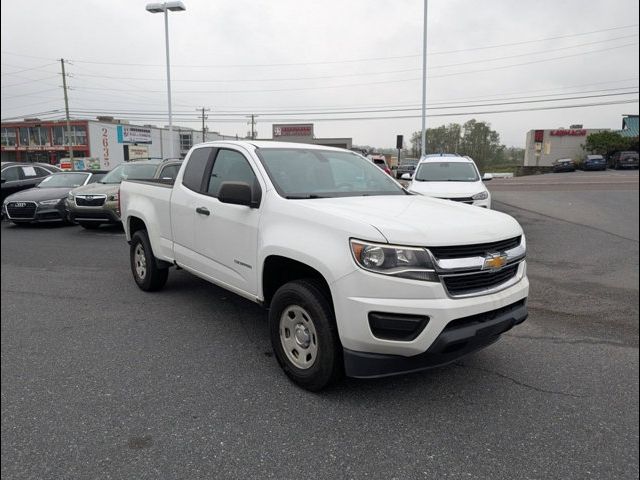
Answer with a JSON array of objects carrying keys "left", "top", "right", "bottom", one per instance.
[{"left": 483, "top": 253, "right": 508, "bottom": 271}]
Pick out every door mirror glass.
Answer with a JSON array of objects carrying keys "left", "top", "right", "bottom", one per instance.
[{"left": 218, "top": 181, "right": 254, "bottom": 207}]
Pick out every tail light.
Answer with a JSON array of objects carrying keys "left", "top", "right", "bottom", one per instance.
[
  {"left": 384, "top": 167, "right": 392, "bottom": 176},
  {"left": 116, "top": 187, "right": 121, "bottom": 215}
]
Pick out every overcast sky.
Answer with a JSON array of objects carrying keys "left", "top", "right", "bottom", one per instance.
[{"left": 1, "top": 0, "right": 638, "bottom": 148}]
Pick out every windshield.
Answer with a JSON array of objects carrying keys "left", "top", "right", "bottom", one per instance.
[
  {"left": 38, "top": 172, "right": 89, "bottom": 188},
  {"left": 258, "top": 148, "right": 404, "bottom": 198},
  {"left": 101, "top": 163, "right": 158, "bottom": 184},
  {"left": 414, "top": 162, "right": 479, "bottom": 182}
]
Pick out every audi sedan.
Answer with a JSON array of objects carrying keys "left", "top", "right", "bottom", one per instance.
[{"left": 2, "top": 171, "right": 106, "bottom": 225}]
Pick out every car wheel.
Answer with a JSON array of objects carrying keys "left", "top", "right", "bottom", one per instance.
[
  {"left": 79, "top": 222, "right": 101, "bottom": 229},
  {"left": 130, "top": 230, "right": 169, "bottom": 292},
  {"left": 269, "top": 279, "right": 343, "bottom": 391}
]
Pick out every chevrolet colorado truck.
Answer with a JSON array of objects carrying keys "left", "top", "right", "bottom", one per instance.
[{"left": 120, "top": 141, "right": 528, "bottom": 390}]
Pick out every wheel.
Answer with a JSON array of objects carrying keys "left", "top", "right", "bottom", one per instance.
[
  {"left": 269, "top": 279, "right": 343, "bottom": 391},
  {"left": 130, "top": 230, "right": 169, "bottom": 291},
  {"left": 79, "top": 222, "right": 101, "bottom": 229}
]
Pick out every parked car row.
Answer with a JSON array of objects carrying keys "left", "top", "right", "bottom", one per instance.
[
  {"left": 2, "top": 159, "right": 183, "bottom": 227},
  {"left": 552, "top": 152, "right": 639, "bottom": 172}
]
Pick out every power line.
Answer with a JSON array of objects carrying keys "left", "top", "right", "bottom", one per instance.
[
  {"left": 62, "top": 34, "right": 638, "bottom": 85},
  {"left": 0, "top": 62, "right": 59, "bottom": 76},
  {"left": 24, "top": 98, "right": 637, "bottom": 124}
]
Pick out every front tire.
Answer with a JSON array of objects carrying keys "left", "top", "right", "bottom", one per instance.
[
  {"left": 130, "top": 230, "right": 169, "bottom": 291},
  {"left": 269, "top": 279, "right": 342, "bottom": 391}
]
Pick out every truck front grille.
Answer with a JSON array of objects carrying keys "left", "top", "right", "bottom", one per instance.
[
  {"left": 429, "top": 236, "right": 521, "bottom": 259},
  {"left": 6, "top": 201, "right": 37, "bottom": 219},
  {"left": 442, "top": 264, "right": 519, "bottom": 296}
]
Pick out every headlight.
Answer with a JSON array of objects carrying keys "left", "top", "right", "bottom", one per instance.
[
  {"left": 350, "top": 239, "right": 438, "bottom": 281},
  {"left": 67, "top": 192, "right": 75, "bottom": 200},
  {"left": 39, "top": 198, "right": 63, "bottom": 206},
  {"left": 472, "top": 191, "right": 489, "bottom": 200},
  {"left": 107, "top": 192, "right": 119, "bottom": 202}
]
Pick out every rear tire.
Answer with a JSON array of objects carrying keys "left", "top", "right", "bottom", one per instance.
[
  {"left": 269, "top": 279, "right": 343, "bottom": 391},
  {"left": 79, "top": 222, "right": 101, "bottom": 230},
  {"left": 130, "top": 230, "right": 169, "bottom": 291}
]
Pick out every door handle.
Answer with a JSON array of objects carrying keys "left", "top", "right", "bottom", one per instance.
[{"left": 196, "top": 207, "right": 210, "bottom": 216}]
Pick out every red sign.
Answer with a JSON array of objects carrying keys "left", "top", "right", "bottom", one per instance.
[
  {"left": 273, "top": 124, "right": 313, "bottom": 137},
  {"left": 534, "top": 130, "right": 544, "bottom": 142},
  {"left": 549, "top": 129, "right": 587, "bottom": 136}
]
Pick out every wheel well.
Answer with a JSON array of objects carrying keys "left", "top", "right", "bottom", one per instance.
[
  {"left": 129, "top": 216, "right": 146, "bottom": 237},
  {"left": 262, "top": 256, "right": 332, "bottom": 308}
]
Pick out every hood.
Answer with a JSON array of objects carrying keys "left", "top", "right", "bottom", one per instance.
[
  {"left": 71, "top": 182, "right": 119, "bottom": 195},
  {"left": 5, "top": 187, "right": 72, "bottom": 203},
  {"left": 296, "top": 194, "right": 521, "bottom": 246},
  {"left": 408, "top": 180, "right": 486, "bottom": 198}
]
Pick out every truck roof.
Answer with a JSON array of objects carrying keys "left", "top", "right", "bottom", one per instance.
[{"left": 191, "top": 140, "right": 351, "bottom": 153}]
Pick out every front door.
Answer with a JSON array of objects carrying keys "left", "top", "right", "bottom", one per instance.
[{"left": 192, "top": 148, "right": 263, "bottom": 296}]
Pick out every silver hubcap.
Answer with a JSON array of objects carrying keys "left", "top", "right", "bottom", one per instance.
[
  {"left": 279, "top": 305, "right": 318, "bottom": 370},
  {"left": 134, "top": 244, "right": 146, "bottom": 279}
]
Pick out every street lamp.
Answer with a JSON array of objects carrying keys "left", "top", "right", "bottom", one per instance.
[{"left": 145, "top": 1, "right": 186, "bottom": 158}]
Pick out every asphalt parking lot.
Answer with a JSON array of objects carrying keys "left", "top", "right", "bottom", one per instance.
[{"left": 1, "top": 170, "right": 638, "bottom": 480}]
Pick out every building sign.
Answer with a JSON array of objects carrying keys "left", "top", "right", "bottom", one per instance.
[
  {"left": 126, "top": 145, "right": 149, "bottom": 161},
  {"left": 550, "top": 129, "right": 587, "bottom": 136},
  {"left": 534, "top": 130, "right": 544, "bottom": 143},
  {"left": 102, "top": 127, "right": 111, "bottom": 169},
  {"left": 117, "top": 125, "right": 152, "bottom": 144},
  {"left": 273, "top": 124, "right": 314, "bottom": 138}
]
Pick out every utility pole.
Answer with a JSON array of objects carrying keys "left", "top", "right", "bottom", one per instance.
[
  {"left": 246, "top": 114, "right": 258, "bottom": 140},
  {"left": 420, "top": 0, "right": 428, "bottom": 158},
  {"left": 60, "top": 58, "right": 74, "bottom": 162},
  {"left": 197, "top": 107, "right": 210, "bottom": 142}
]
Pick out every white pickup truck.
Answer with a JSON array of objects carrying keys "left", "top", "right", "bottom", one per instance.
[{"left": 120, "top": 141, "right": 529, "bottom": 390}]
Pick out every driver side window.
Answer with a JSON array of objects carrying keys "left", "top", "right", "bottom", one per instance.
[{"left": 206, "top": 149, "right": 257, "bottom": 197}]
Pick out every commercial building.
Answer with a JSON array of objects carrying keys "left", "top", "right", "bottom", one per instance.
[
  {"left": 269, "top": 123, "right": 352, "bottom": 149},
  {"left": 523, "top": 125, "right": 608, "bottom": 166},
  {"left": 0, "top": 117, "right": 237, "bottom": 169}
]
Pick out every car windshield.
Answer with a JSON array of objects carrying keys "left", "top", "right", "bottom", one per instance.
[
  {"left": 37, "top": 172, "right": 89, "bottom": 187},
  {"left": 100, "top": 163, "right": 159, "bottom": 184},
  {"left": 258, "top": 148, "right": 404, "bottom": 198},
  {"left": 414, "top": 162, "right": 479, "bottom": 182}
]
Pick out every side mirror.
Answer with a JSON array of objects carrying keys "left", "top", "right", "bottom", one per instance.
[
  {"left": 482, "top": 173, "right": 493, "bottom": 181},
  {"left": 401, "top": 173, "right": 413, "bottom": 180},
  {"left": 0, "top": 178, "right": 6, "bottom": 184},
  {"left": 218, "top": 181, "right": 255, "bottom": 208}
]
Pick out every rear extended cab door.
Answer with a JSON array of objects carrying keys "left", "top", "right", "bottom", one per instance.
[{"left": 170, "top": 145, "right": 265, "bottom": 297}]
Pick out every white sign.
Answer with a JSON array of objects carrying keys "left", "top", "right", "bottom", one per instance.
[{"left": 117, "top": 125, "right": 152, "bottom": 144}]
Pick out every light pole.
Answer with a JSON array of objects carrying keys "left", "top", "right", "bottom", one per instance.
[
  {"left": 420, "top": 0, "right": 428, "bottom": 158},
  {"left": 146, "top": 1, "right": 186, "bottom": 158}
]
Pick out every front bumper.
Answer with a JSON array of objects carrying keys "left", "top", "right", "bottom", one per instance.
[
  {"left": 344, "top": 299, "right": 527, "bottom": 378},
  {"left": 331, "top": 262, "right": 529, "bottom": 372},
  {"left": 66, "top": 200, "right": 121, "bottom": 224}
]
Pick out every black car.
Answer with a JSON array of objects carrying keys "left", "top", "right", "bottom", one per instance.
[
  {"left": 581, "top": 155, "right": 607, "bottom": 171},
  {"left": 552, "top": 158, "right": 576, "bottom": 172},
  {"left": 2, "top": 171, "right": 106, "bottom": 225},
  {"left": 396, "top": 158, "right": 419, "bottom": 179},
  {"left": 1, "top": 162, "right": 61, "bottom": 202},
  {"left": 609, "top": 151, "right": 639, "bottom": 170}
]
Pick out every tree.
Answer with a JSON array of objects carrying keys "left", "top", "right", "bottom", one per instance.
[{"left": 584, "top": 131, "right": 638, "bottom": 157}]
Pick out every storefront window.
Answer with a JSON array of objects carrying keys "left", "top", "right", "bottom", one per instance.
[
  {"left": 30, "top": 127, "right": 50, "bottom": 146},
  {"left": 1, "top": 127, "right": 17, "bottom": 146},
  {"left": 52, "top": 125, "right": 87, "bottom": 146},
  {"left": 180, "top": 132, "right": 192, "bottom": 152},
  {"left": 19, "top": 127, "right": 30, "bottom": 146}
]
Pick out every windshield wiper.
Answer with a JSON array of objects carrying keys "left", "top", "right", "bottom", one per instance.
[{"left": 285, "top": 194, "right": 326, "bottom": 199}]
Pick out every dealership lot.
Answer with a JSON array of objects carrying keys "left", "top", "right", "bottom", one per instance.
[{"left": 1, "top": 172, "right": 638, "bottom": 479}]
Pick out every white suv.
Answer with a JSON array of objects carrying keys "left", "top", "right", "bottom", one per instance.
[{"left": 406, "top": 154, "right": 492, "bottom": 208}]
